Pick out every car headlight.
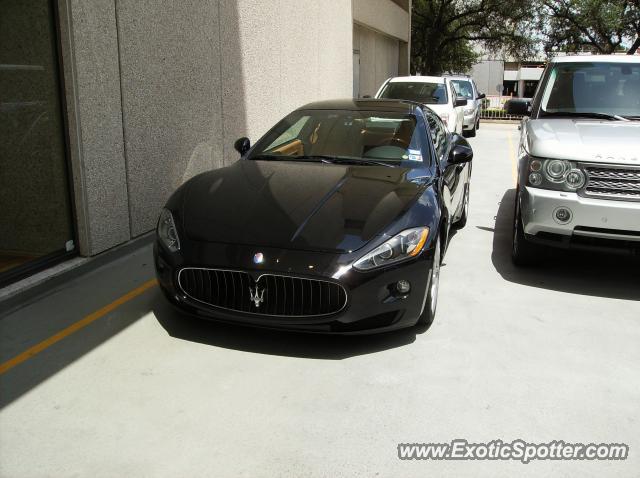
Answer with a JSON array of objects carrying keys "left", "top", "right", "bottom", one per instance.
[
  {"left": 353, "top": 227, "right": 429, "bottom": 271},
  {"left": 157, "top": 208, "right": 180, "bottom": 252},
  {"left": 464, "top": 107, "right": 474, "bottom": 115},
  {"left": 526, "top": 157, "right": 586, "bottom": 192}
]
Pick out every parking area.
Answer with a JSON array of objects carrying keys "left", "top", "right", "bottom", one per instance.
[{"left": 1, "top": 123, "right": 639, "bottom": 477}]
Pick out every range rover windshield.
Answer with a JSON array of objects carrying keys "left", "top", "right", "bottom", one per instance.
[
  {"left": 378, "top": 82, "right": 448, "bottom": 105},
  {"left": 540, "top": 62, "right": 640, "bottom": 119},
  {"left": 248, "top": 110, "right": 432, "bottom": 167}
]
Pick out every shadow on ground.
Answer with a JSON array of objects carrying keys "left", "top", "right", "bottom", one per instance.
[
  {"left": 153, "top": 292, "right": 421, "bottom": 360},
  {"left": 488, "top": 188, "right": 640, "bottom": 301}
]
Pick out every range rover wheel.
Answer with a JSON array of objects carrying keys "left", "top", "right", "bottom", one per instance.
[
  {"left": 512, "top": 194, "right": 540, "bottom": 267},
  {"left": 453, "top": 184, "right": 469, "bottom": 229},
  {"left": 417, "top": 237, "right": 441, "bottom": 328}
]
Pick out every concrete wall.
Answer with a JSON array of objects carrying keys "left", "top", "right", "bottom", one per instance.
[
  {"left": 115, "top": 0, "right": 228, "bottom": 237},
  {"left": 353, "top": 0, "right": 410, "bottom": 42},
  {"left": 353, "top": 24, "right": 400, "bottom": 97},
  {"left": 232, "top": 0, "right": 353, "bottom": 142},
  {"left": 58, "top": 0, "right": 131, "bottom": 256}
]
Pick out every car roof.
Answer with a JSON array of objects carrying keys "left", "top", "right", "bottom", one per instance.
[
  {"left": 549, "top": 55, "right": 640, "bottom": 64},
  {"left": 297, "top": 98, "right": 423, "bottom": 113},
  {"left": 387, "top": 75, "right": 446, "bottom": 84},
  {"left": 444, "top": 75, "right": 473, "bottom": 81}
]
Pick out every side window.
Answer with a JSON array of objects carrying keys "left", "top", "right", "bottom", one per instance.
[
  {"left": 450, "top": 82, "right": 458, "bottom": 102},
  {"left": 265, "top": 116, "right": 311, "bottom": 151},
  {"left": 424, "top": 109, "right": 447, "bottom": 161}
]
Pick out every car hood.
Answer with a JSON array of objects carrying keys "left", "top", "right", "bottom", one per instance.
[
  {"left": 524, "top": 119, "right": 640, "bottom": 165},
  {"left": 181, "top": 160, "right": 426, "bottom": 253}
]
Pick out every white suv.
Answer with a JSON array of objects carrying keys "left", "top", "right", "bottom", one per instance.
[
  {"left": 375, "top": 76, "right": 468, "bottom": 134},
  {"left": 445, "top": 75, "right": 485, "bottom": 137}
]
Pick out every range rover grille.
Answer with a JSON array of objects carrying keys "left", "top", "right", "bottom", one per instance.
[
  {"left": 584, "top": 166, "right": 640, "bottom": 200},
  {"left": 178, "top": 268, "right": 347, "bottom": 317}
]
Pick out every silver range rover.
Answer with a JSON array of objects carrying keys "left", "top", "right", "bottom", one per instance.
[{"left": 511, "top": 55, "right": 640, "bottom": 265}]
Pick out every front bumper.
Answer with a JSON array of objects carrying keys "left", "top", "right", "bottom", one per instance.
[
  {"left": 154, "top": 240, "right": 434, "bottom": 334},
  {"left": 520, "top": 187, "right": 640, "bottom": 252}
]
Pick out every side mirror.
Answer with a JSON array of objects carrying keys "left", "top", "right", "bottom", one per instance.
[
  {"left": 234, "top": 137, "right": 251, "bottom": 155},
  {"left": 454, "top": 96, "right": 468, "bottom": 107},
  {"left": 505, "top": 99, "right": 530, "bottom": 116},
  {"left": 449, "top": 136, "right": 473, "bottom": 164},
  {"left": 477, "top": 93, "right": 486, "bottom": 100}
]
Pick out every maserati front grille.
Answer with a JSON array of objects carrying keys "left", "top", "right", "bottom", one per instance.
[
  {"left": 583, "top": 165, "right": 640, "bottom": 201},
  {"left": 178, "top": 268, "right": 347, "bottom": 317}
]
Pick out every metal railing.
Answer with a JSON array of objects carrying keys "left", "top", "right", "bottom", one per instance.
[{"left": 479, "top": 95, "right": 525, "bottom": 121}]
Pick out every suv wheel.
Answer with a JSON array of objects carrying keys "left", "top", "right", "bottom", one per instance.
[{"left": 511, "top": 194, "right": 540, "bottom": 266}]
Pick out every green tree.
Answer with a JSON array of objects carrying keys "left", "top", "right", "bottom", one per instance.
[
  {"left": 411, "top": 0, "right": 537, "bottom": 76},
  {"left": 539, "top": 0, "right": 640, "bottom": 55}
]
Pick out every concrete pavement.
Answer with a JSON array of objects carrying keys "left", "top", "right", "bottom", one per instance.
[{"left": 1, "top": 123, "right": 639, "bottom": 477}]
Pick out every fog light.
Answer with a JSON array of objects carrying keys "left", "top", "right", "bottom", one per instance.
[
  {"left": 554, "top": 207, "right": 572, "bottom": 224},
  {"left": 396, "top": 280, "right": 411, "bottom": 294}
]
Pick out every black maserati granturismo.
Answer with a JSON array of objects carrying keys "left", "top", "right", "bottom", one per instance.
[{"left": 154, "top": 99, "right": 473, "bottom": 333}]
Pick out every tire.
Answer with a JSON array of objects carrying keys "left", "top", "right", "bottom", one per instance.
[
  {"left": 476, "top": 118, "right": 480, "bottom": 130},
  {"left": 466, "top": 126, "right": 476, "bottom": 137},
  {"left": 511, "top": 193, "right": 541, "bottom": 266},
  {"left": 452, "top": 184, "right": 469, "bottom": 229},
  {"left": 417, "top": 237, "right": 441, "bottom": 328}
]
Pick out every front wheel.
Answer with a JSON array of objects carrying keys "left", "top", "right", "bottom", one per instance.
[
  {"left": 453, "top": 184, "right": 470, "bottom": 229},
  {"left": 417, "top": 237, "right": 441, "bottom": 328},
  {"left": 511, "top": 194, "right": 541, "bottom": 266}
]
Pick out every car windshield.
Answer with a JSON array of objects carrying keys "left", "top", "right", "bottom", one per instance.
[
  {"left": 540, "top": 62, "right": 640, "bottom": 118},
  {"left": 450, "top": 80, "right": 474, "bottom": 99},
  {"left": 378, "top": 82, "right": 448, "bottom": 105},
  {"left": 247, "top": 109, "right": 431, "bottom": 166}
]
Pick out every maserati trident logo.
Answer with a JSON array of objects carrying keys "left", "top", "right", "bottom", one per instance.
[{"left": 249, "top": 286, "right": 266, "bottom": 307}]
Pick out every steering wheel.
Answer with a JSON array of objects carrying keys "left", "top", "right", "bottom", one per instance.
[{"left": 383, "top": 137, "right": 410, "bottom": 149}]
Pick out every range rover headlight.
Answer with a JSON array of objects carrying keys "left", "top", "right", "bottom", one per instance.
[
  {"left": 526, "top": 157, "right": 586, "bottom": 192},
  {"left": 353, "top": 227, "right": 429, "bottom": 271},
  {"left": 157, "top": 208, "right": 180, "bottom": 252},
  {"left": 545, "top": 160, "right": 570, "bottom": 181}
]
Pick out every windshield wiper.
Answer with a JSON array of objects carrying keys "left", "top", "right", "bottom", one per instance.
[
  {"left": 317, "top": 157, "right": 397, "bottom": 168},
  {"left": 291, "top": 155, "right": 397, "bottom": 168},
  {"left": 542, "top": 111, "right": 629, "bottom": 121},
  {"left": 620, "top": 115, "right": 640, "bottom": 121}
]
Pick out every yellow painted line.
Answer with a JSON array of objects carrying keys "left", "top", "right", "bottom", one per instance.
[
  {"left": 507, "top": 132, "right": 518, "bottom": 185},
  {"left": 0, "top": 278, "right": 158, "bottom": 375}
]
